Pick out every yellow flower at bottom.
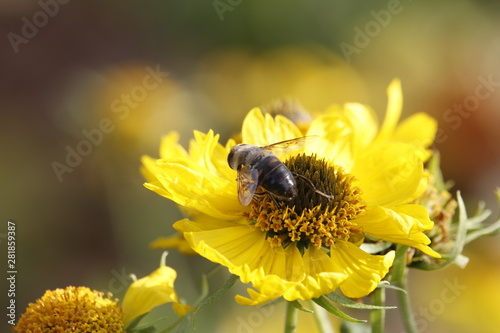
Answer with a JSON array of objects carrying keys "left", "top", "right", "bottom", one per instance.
[
  {"left": 14, "top": 286, "right": 124, "bottom": 333},
  {"left": 122, "top": 253, "right": 191, "bottom": 326},
  {"left": 15, "top": 256, "right": 189, "bottom": 332},
  {"left": 150, "top": 234, "right": 198, "bottom": 256},
  {"left": 142, "top": 79, "right": 440, "bottom": 306}
]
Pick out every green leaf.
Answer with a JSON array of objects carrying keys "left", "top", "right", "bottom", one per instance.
[
  {"left": 288, "top": 300, "right": 314, "bottom": 313},
  {"left": 125, "top": 313, "right": 149, "bottom": 331},
  {"left": 128, "top": 316, "right": 170, "bottom": 333},
  {"left": 465, "top": 205, "right": 491, "bottom": 227},
  {"left": 193, "top": 273, "right": 238, "bottom": 326},
  {"left": 163, "top": 315, "right": 189, "bottom": 333},
  {"left": 465, "top": 214, "right": 500, "bottom": 244},
  {"left": 156, "top": 314, "right": 189, "bottom": 333},
  {"left": 313, "top": 296, "right": 365, "bottom": 323},
  {"left": 194, "top": 274, "right": 209, "bottom": 306},
  {"left": 376, "top": 282, "right": 407, "bottom": 295},
  {"left": 325, "top": 292, "right": 396, "bottom": 310},
  {"left": 128, "top": 326, "right": 157, "bottom": 333},
  {"left": 340, "top": 321, "right": 371, "bottom": 333},
  {"left": 466, "top": 189, "right": 500, "bottom": 241}
]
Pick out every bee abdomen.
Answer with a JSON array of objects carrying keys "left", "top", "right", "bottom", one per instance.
[{"left": 258, "top": 157, "right": 297, "bottom": 199}]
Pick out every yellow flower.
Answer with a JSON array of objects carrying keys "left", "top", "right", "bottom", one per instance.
[
  {"left": 150, "top": 234, "right": 198, "bottom": 256},
  {"left": 142, "top": 79, "right": 440, "bottom": 306},
  {"left": 121, "top": 252, "right": 191, "bottom": 326},
  {"left": 14, "top": 286, "right": 124, "bottom": 333},
  {"left": 14, "top": 256, "right": 189, "bottom": 332}
]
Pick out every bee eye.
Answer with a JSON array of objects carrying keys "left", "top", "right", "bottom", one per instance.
[{"left": 227, "top": 150, "right": 235, "bottom": 168}]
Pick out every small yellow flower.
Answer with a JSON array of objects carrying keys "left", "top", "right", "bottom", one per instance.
[
  {"left": 14, "top": 258, "right": 189, "bottom": 332},
  {"left": 121, "top": 252, "right": 191, "bottom": 326},
  {"left": 150, "top": 234, "right": 198, "bottom": 256},
  {"left": 14, "top": 286, "right": 124, "bottom": 333},
  {"left": 142, "top": 79, "right": 440, "bottom": 306}
]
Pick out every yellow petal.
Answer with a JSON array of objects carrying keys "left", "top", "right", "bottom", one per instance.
[
  {"left": 252, "top": 246, "right": 348, "bottom": 303},
  {"left": 141, "top": 160, "right": 172, "bottom": 199},
  {"left": 141, "top": 132, "right": 188, "bottom": 185},
  {"left": 238, "top": 245, "right": 306, "bottom": 305},
  {"left": 172, "top": 303, "right": 193, "bottom": 317},
  {"left": 150, "top": 235, "right": 198, "bottom": 256},
  {"left": 175, "top": 218, "right": 352, "bottom": 306},
  {"left": 330, "top": 241, "right": 395, "bottom": 298},
  {"left": 188, "top": 130, "right": 232, "bottom": 178},
  {"left": 306, "top": 110, "right": 356, "bottom": 170},
  {"left": 375, "top": 78, "right": 402, "bottom": 143},
  {"left": 176, "top": 218, "right": 306, "bottom": 283},
  {"left": 177, "top": 215, "right": 391, "bottom": 304},
  {"left": 393, "top": 112, "right": 437, "bottom": 149},
  {"left": 355, "top": 205, "right": 440, "bottom": 258},
  {"left": 141, "top": 155, "right": 161, "bottom": 185},
  {"left": 122, "top": 266, "right": 179, "bottom": 326},
  {"left": 393, "top": 112, "right": 437, "bottom": 161},
  {"left": 236, "top": 242, "right": 391, "bottom": 305},
  {"left": 174, "top": 217, "right": 241, "bottom": 233},
  {"left": 290, "top": 246, "right": 348, "bottom": 300},
  {"left": 242, "top": 108, "right": 303, "bottom": 146},
  {"left": 342, "top": 103, "right": 379, "bottom": 149},
  {"left": 154, "top": 162, "right": 241, "bottom": 219},
  {"left": 143, "top": 130, "right": 243, "bottom": 219},
  {"left": 159, "top": 131, "right": 188, "bottom": 160},
  {"left": 235, "top": 246, "right": 348, "bottom": 306},
  {"left": 235, "top": 274, "right": 298, "bottom": 306},
  {"left": 352, "top": 143, "right": 425, "bottom": 207},
  {"left": 306, "top": 102, "right": 381, "bottom": 171}
]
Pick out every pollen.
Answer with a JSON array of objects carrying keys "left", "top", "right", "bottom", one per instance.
[
  {"left": 247, "top": 154, "right": 366, "bottom": 251},
  {"left": 14, "top": 286, "right": 125, "bottom": 333}
]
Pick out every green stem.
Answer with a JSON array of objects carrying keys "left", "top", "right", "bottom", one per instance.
[
  {"left": 311, "top": 301, "right": 335, "bottom": 333},
  {"left": 285, "top": 301, "right": 298, "bottom": 333},
  {"left": 370, "top": 286, "right": 385, "bottom": 333},
  {"left": 390, "top": 244, "right": 418, "bottom": 333}
]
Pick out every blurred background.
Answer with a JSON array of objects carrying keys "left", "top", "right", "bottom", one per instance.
[{"left": 1, "top": 0, "right": 499, "bottom": 332}]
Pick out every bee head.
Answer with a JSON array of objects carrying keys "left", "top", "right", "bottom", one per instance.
[{"left": 227, "top": 144, "right": 252, "bottom": 170}]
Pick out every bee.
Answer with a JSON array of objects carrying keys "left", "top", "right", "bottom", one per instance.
[{"left": 227, "top": 136, "right": 334, "bottom": 206}]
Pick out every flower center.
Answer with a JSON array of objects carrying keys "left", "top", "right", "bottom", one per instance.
[
  {"left": 14, "top": 287, "right": 124, "bottom": 333},
  {"left": 246, "top": 154, "right": 366, "bottom": 252}
]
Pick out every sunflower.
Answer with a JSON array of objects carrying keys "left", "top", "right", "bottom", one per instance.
[{"left": 141, "top": 79, "right": 440, "bottom": 306}]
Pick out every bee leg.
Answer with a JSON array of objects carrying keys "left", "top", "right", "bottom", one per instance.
[
  {"left": 262, "top": 192, "right": 286, "bottom": 209},
  {"left": 269, "top": 194, "right": 281, "bottom": 208},
  {"left": 252, "top": 191, "right": 283, "bottom": 210},
  {"left": 292, "top": 173, "right": 335, "bottom": 200}
]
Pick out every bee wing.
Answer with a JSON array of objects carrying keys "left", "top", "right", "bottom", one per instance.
[
  {"left": 237, "top": 165, "right": 259, "bottom": 206},
  {"left": 261, "top": 136, "right": 318, "bottom": 155}
]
